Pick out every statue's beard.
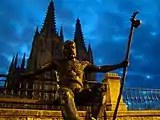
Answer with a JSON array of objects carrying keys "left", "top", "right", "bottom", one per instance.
[
  {"left": 63, "top": 49, "right": 77, "bottom": 59},
  {"left": 65, "top": 53, "right": 76, "bottom": 59},
  {"left": 69, "top": 54, "right": 76, "bottom": 59}
]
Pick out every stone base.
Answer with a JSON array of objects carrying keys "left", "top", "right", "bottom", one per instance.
[
  {"left": 0, "top": 108, "right": 160, "bottom": 120},
  {"left": 105, "top": 110, "right": 160, "bottom": 120},
  {"left": 0, "top": 108, "right": 86, "bottom": 120},
  {"left": 111, "top": 103, "right": 127, "bottom": 111},
  {"left": 106, "top": 103, "right": 127, "bottom": 111}
]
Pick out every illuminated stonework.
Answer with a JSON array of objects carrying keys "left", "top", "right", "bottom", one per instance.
[{"left": 103, "top": 72, "right": 127, "bottom": 111}]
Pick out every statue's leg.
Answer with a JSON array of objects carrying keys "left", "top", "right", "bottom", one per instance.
[
  {"left": 90, "top": 84, "right": 107, "bottom": 119},
  {"left": 58, "top": 87, "right": 81, "bottom": 120},
  {"left": 74, "top": 87, "right": 106, "bottom": 120},
  {"left": 91, "top": 93, "right": 107, "bottom": 119}
]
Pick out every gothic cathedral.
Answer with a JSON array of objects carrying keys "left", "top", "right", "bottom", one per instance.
[{"left": 5, "top": 0, "right": 96, "bottom": 90}]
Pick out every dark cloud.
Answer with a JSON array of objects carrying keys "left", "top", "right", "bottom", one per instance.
[{"left": 88, "top": 0, "right": 160, "bottom": 89}]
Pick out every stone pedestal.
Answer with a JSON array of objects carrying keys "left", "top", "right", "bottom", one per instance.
[{"left": 102, "top": 72, "right": 127, "bottom": 111}]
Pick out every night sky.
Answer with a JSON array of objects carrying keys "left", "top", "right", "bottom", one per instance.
[{"left": 0, "top": 0, "right": 159, "bottom": 88}]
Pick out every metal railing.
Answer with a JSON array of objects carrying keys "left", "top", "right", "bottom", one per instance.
[{"left": 123, "top": 87, "right": 160, "bottom": 110}]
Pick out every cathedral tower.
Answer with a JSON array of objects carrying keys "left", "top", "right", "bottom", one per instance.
[
  {"left": 27, "top": 0, "right": 63, "bottom": 80},
  {"left": 74, "top": 18, "right": 88, "bottom": 61},
  {"left": 73, "top": 18, "right": 96, "bottom": 81}
]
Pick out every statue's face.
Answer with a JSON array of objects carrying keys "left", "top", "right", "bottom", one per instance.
[{"left": 63, "top": 41, "right": 77, "bottom": 59}]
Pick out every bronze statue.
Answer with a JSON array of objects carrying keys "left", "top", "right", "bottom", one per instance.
[{"left": 1, "top": 40, "right": 128, "bottom": 120}]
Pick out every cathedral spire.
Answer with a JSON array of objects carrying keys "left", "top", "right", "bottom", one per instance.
[
  {"left": 60, "top": 26, "right": 64, "bottom": 42},
  {"left": 40, "top": 0, "right": 56, "bottom": 35},
  {"left": 74, "top": 18, "right": 86, "bottom": 51},
  {"left": 14, "top": 53, "right": 18, "bottom": 68},
  {"left": 74, "top": 18, "right": 87, "bottom": 60},
  {"left": 21, "top": 53, "right": 26, "bottom": 69},
  {"left": 88, "top": 43, "right": 92, "bottom": 51}
]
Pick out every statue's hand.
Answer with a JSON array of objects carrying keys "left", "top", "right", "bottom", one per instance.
[{"left": 121, "top": 60, "right": 129, "bottom": 67}]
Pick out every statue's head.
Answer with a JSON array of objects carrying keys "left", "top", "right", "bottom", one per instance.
[{"left": 63, "top": 40, "right": 77, "bottom": 59}]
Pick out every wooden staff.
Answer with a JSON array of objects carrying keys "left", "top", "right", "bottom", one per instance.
[{"left": 112, "top": 11, "right": 141, "bottom": 120}]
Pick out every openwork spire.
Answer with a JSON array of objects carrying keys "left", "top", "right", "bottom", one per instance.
[
  {"left": 40, "top": 0, "right": 56, "bottom": 35},
  {"left": 74, "top": 18, "right": 86, "bottom": 51}
]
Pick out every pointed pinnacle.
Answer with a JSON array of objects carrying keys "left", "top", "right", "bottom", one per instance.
[
  {"left": 60, "top": 26, "right": 63, "bottom": 36},
  {"left": 50, "top": 0, "right": 54, "bottom": 4},
  {"left": 60, "top": 26, "right": 64, "bottom": 42},
  {"left": 88, "top": 43, "right": 91, "bottom": 50},
  {"left": 76, "top": 18, "right": 80, "bottom": 23},
  {"left": 11, "top": 55, "right": 15, "bottom": 65},
  {"left": 60, "top": 26, "right": 63, "bottom": 33},
  {"left": 40, "top": 0, "right": 56, "bottom": 34},
  {"left": 21, "top": 53, "right": 26, "bottom": 68},
  {"left": 14, "top": 53, "right": 18, "bottom": 68}
]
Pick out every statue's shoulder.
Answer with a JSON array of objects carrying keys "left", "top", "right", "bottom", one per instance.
[{"left": 80, "top": 60, "right": 90, "bottom": 66}]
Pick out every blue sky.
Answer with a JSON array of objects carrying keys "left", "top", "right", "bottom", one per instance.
[{"left": 0, "top": 0, "right": 160, "bottom": 88}]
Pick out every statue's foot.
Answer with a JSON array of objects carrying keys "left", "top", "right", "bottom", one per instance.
[
  {"left": 89, "top": 115, "right": 97, "bottom": 120},
  {"left": 90, "top": 117, "right": 97, "bottom": 120}
]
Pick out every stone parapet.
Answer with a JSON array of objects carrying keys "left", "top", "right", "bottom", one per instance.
[
  {"left": 105, "top": 110, "right": 160, "bottom": 120},
  {"left": 102, "top": 72, "right": 127, "bottom": 111},
  {"left": 0, "top": 109, "right": 160, "bottom": 120}
]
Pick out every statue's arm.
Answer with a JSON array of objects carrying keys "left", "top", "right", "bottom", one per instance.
[
  {"left": 85, "top": 60, "right": 128, "bottom": 73},
  {"left": 0, "top": 60, "right": 58, "bottom": 78},
  {"left": 20, "top": 60, "right": 58, "bottom": 78}
]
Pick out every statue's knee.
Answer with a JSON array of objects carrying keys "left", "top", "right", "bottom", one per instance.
[
  {"left": 102, "top": 94, "right": 107, "bottom": 105},
  {"left": 59, "top": 90, "right": 74, "bottom": 104},
  {"left": 101, "top": 84, "right": 107, "bottom": 92},
  {"left": 64, "top": 90, "right": 73, "bottom": 98}
]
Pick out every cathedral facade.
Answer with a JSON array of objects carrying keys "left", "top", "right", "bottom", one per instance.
[{"left": 5, "top": 1, "right": 96, "bottom": 92}]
